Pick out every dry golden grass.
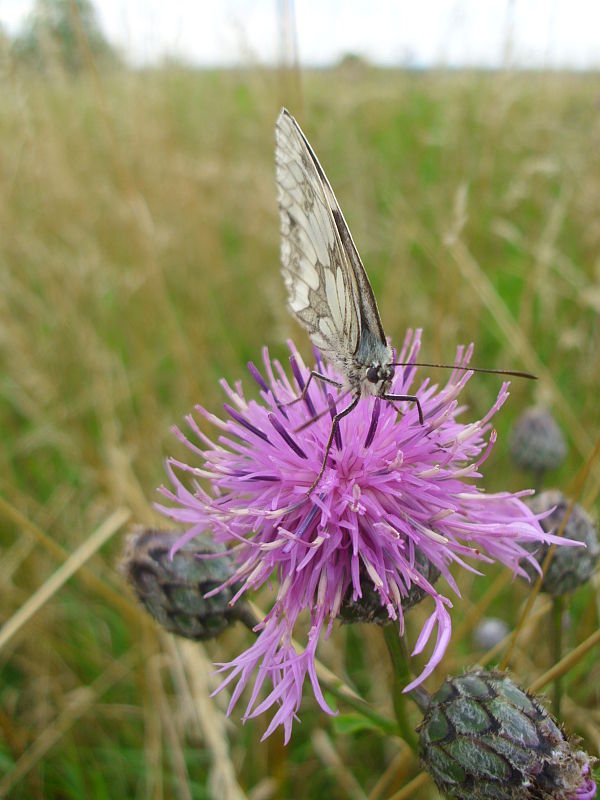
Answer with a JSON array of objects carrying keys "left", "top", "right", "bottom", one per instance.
[{"left": 1, "top": 57, "right": 600, "bottom": 798}]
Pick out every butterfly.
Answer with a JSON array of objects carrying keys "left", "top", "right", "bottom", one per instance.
[{"left": 275, "top": 108, "right": 423, "bottom": 494}]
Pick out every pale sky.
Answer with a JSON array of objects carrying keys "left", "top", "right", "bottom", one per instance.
[{"left": 1, "top": 0, "right": 599, "bottom": 69}]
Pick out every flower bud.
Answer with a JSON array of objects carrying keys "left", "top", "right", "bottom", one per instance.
[
  {"left": 418, "top": 668, "right": 596, "bottom": 799},
  {"left": 122, "top": 527, "right": 246, "bottom": 640},
  {"left": 509, "top": 408, "right": 567, "bottom": 475},
  {"left": 523, "top": 491, "right": 600, "bottom": 596},
  {"left": 339, "top": 548, "right": 440, "bottom": 624},
  {"left": 473, "top": 617, "right": 510, "bottom": 650}
]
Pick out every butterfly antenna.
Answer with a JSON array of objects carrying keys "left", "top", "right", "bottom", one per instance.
[{"left": 391, "top": 361, "right": 537, "bottom": 380}]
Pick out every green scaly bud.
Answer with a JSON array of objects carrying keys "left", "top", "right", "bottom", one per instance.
[
  {"left": 339, "top": 547, "right": 440, "bottom": 624},
  {"left": 524, "top": 491, "right": 600, "bottom": 596},
  {"left": 122, "top": 527, "right": 255, "bottom": 640},
  {"left": 418, "top": 669, "right": 596, "bottom": 799},
  {"left": 509, "top": 407, "right": 567, "bottom": 476}
]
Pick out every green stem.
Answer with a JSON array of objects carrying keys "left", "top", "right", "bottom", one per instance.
[
  {"left": 382, "top": 625, "right": 419, "bottom": 752},
  {"left": 232, "top": 603, "right": 261, "bottom": 631},
  {"left": 533, "top": 468, "right": 545, "bottom": 495},
  {"left": 552, "top": 595, "right": 564, "bottom": 716},
  {"left": 319, "top": 677, "right": 400, "bottom": 737},
  {"left": 409, "top": 685, "right": 432, "bottom": 715}
]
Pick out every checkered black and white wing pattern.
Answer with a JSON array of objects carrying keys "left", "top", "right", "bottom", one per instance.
[{"left": 275, "top": 109, "right": 387, "bottom": 374}]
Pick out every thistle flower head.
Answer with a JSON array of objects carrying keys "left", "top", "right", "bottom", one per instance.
[
  {"left": 157, "top": 330, "right": 580, "bottom": 742},
  {"left": 419, "top": 668, "right": 597, "bottom": 800}
]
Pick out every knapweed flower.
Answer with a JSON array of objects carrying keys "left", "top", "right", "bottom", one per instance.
[
  {"left": 156, "top": 329, "right": 579, "bottom": 742},
  {"left": 419, "top": 668, "right": 597, "bottom": 799}
]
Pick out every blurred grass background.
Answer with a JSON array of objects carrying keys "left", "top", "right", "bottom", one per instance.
[{"left": 1, "top": 12, "right": 600, "bottom": 797}]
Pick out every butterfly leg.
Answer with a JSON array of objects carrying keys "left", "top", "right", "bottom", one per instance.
[
  {"left": 283, "top": 370, "right": 342, "bottom": 407},
  {"left": 383, "top": 393, "right": 424, "bottom": 425},
  {"left": 307, "top": 393, "right": 360, "bottom": 496}
]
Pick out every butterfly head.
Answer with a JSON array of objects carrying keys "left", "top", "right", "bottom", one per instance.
[{"left": 365, "top": 362, "right": 395, "bottom": 395}]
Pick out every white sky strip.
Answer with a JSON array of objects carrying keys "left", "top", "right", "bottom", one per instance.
[{"left": 2, "top": 0, "right": 600, "bottom": 69}]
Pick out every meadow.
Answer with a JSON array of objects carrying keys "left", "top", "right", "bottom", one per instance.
[{"left": 1, "top": 58, "right": 600, "bottom": 798}]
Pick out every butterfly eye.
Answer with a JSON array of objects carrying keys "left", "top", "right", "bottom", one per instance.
[{"left": 366, "top": 365, "right": 380, "bottom": 383}]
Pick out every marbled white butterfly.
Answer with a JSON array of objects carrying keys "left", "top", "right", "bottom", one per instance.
[
  {"left": 275, "top": 108, "right": 422, "bottom": 494},
  {"left": 275, "top": 109, "right": 534, "bottom": 496}
]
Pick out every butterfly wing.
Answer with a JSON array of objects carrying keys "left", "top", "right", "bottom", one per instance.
[{"left": 275, "top": 109, "right": 387, "bottom": 375}]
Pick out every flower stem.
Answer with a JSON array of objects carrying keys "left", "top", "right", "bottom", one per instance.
[
  {"left": 533, "top": 468, "right": 544, "bottom": 495},
  {"left": 407, "top": 684, "right": 431, "bottom": 715},
  {"left": 232, "top": 603, "right": 260, "bottom": 631},
  {"left": 552, "top": 595, "right": 564, "bottom": 716},
  {"left": 382, "top": 625, "right": 419, "bottom": 752}
]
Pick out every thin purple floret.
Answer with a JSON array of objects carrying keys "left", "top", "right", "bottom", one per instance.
[{"left": 268, "top": 413, "right": 307, "bottom": 460}]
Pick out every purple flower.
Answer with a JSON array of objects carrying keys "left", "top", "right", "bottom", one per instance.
[
  {"left": 575, "top": 765, "right": 597, "bottom": 800},
  {"left": 156, "top": 329, "right": 579, "bottom": 743}
]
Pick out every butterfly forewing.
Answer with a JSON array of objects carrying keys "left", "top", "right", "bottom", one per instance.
[{"left": 275, "top": 109, "right": 388, "bottom": 379}]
